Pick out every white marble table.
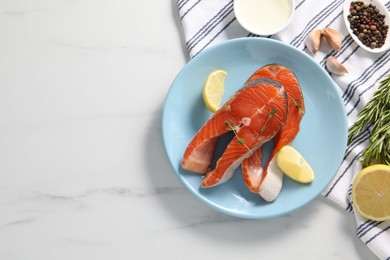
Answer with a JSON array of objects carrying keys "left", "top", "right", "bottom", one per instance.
[{"left": 0, "top": 1, "right": 379, "bottom": 259}]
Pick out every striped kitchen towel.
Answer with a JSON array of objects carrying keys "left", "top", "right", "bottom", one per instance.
[{"left": 177, "top": 0, "right": 390, "bottom": 259}]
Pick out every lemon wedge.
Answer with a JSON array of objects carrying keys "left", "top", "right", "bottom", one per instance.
[
  {"left": 202, "top": 70, "right": 227, "bottom": 113},
  {"left": 276, "top": 145, "right": 314, "bottom": 183},
  {"left": 352, "top": 164, "right": 390, "bottom": 221}
]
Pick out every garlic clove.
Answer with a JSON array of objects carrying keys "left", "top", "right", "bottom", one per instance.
[
  {"left": 321, "top": 28, "right": 342, "bottom": 51},
  {"left": 326, "top": 56, "right": 348, "bottom": 75},
  {"left": 305, "top": 29, "right": 322, "bottom": 54}
]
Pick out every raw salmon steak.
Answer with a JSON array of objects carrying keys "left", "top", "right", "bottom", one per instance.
[
  {"left": 242, "top": 64, "right": 305, "bottom": 201},
  {"left": 181, "top": 76, "right": 288, "bottom": 188}
]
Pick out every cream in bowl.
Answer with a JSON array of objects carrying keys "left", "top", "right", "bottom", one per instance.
[{"left": 234, "top": 0, "right": 295, "bottom": 36}]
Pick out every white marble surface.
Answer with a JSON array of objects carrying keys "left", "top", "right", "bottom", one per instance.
[{"left": 0, "top": 1, "right": 379, "bottom": 259}]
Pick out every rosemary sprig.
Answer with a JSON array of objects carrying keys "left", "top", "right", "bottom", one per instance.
[{"left": 348, "top": 73, "right": 390, "bottom": 167}]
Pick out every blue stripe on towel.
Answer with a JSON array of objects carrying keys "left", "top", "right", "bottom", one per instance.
[
  {"left": 180, "top": 0, "right": 202, "bottom": 20},
  {"left": 193, "top": 17, "right": 236, "bottom": 57},
  {"left": 365, "top": 225, "right": 390, "bottom": 245},
  {"left": 186, "top": 0, "right": 233, "bottom": 53},
  {"left": 347, "top": 68, "right": 390, "bottom": 116},
  {"left": 342, "top": 51, "right": 390, "bottom": 105},
  {"left": 178, "top": 0, "right": 191, "bottom": 11},
  {"left": 357, "top": 221, "right": 382, "bottom": 238}
]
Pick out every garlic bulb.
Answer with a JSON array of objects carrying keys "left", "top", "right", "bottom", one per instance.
[
  {"left": 306, "top": 29, "right": 322, "bottom": 54},
  {"left": 326, "top": 56, "right": 348, "bottom": 75},
  {"left": 321, "top": 28, "right": 342, "bottom": 52}
]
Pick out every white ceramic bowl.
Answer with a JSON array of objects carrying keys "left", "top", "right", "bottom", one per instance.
[
  {"left": 234, "top": 0, "right": 295, "bottom": 36},
  {"left": 343, "top": 0, "right": 390, "bottom": 53}
]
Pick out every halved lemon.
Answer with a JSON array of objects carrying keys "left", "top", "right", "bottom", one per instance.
[
  {"left": 202, "top": 70, "right": 227, "bottom": 113},
  {"left": 276, "top": 145, "right": 314, "bottom": 183},
  {"left": 352, "top": 164, "right": 390, "bottom": 221}
]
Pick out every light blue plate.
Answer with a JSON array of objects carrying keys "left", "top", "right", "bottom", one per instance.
[{"left": 162, "top": 38, "right": 347, "bottom": 219}]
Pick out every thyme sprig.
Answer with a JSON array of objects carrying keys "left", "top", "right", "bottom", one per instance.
[
  {"left": 348, "top": 74, "right": 390, "bottom": 167},
  {"left": 292, "top": 97, "right": 302, "bottom": 110},
  {"left": 261, "top": 108, "right": 277, "bottom": 132},
  {"left": 225, "top": 121, "right": 252, "bottom": 153}
]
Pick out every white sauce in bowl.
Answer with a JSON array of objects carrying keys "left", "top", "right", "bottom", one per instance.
[{"left": 234, "top": 0, "right": 294, "bottom": 36}]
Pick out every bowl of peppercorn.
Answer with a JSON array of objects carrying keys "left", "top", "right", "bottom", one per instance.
[{"left": 343, "top": 0, "right": 390, "bottom": 53}]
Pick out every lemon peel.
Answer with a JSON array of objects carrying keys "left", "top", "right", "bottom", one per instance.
[
  {"left": 276, "top": 145, "right": 314, "bottom": 184},
  {"left": 202, "top": 70, "right": 227, "bottom": 113},
  {"left": 352, "top": 164, "right": 390, "bottom": 221}
]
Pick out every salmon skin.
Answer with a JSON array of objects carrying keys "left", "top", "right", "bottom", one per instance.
[
  {"left": 242, "top": 64, "right": 305, "bottom": 201},
  {"left": 181, "top": 74, "right": 288, "bottom": 188}
]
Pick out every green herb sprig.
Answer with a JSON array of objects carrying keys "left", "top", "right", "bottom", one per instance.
[
  {"left": 348, "top": 74, "right": 390, "bottom": 167},
  {"left": 261, "top": 108, "right": 277, "bottom": 132},
  {"left": 225, "top": 121, "right": 252, "bottom": 153}
]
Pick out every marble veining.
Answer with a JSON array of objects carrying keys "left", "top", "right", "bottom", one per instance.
[
  {"left": 3, "top": 218, "right": 37, "bottom": 227},
  {"left": 0, "top": 0, "right": 379, "bottom": 259}
]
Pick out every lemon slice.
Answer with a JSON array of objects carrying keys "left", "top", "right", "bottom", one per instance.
[
  {"left": 276, "top": 145, "right": 314, "bottom": 183},
  {"left": 352, "top": 164, "right": 390, "bottom": 221},
  {"left": 202, "top": 70, "right": 227, "bottom": 113}
]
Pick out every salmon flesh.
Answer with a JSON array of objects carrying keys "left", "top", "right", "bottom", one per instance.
[
  {"left": 181, "top": 75, "right": 288, "bottom": 188},
  {"left": 242, "top": 64, "right": 305, "bottom": 201}
]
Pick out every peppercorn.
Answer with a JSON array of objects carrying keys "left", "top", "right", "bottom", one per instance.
[{"left": 348, "top": 1, "right": 389, "bottom": 49}]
